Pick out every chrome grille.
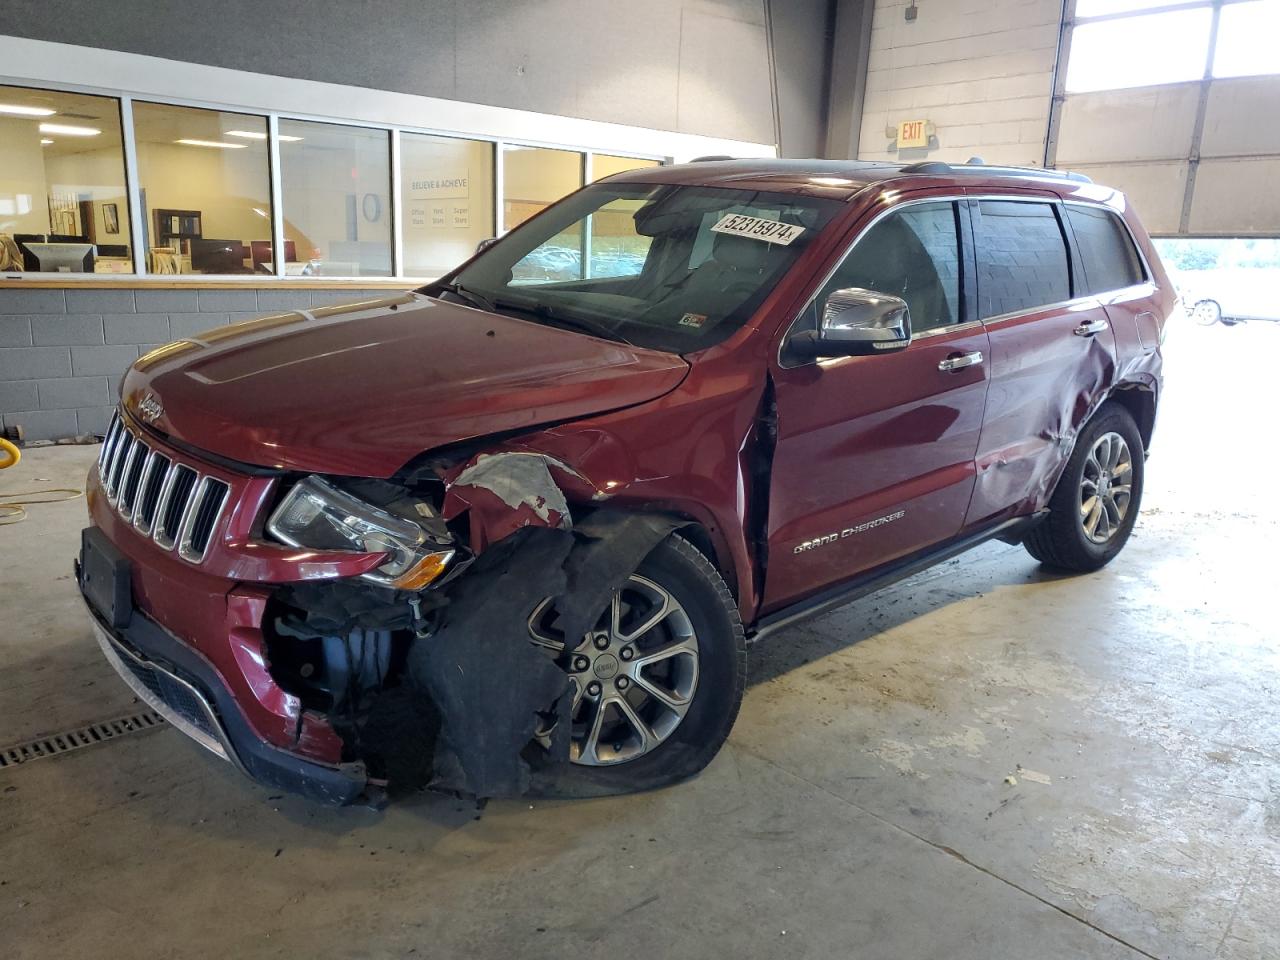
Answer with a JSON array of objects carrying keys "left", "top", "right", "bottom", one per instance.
[{"left": 99, "top": 411, "right": 231, "bottom": 565}]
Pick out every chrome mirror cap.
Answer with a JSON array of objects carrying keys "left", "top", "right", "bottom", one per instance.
[{"left": 791, "top": 287, "right": 913, "bottom": 359}]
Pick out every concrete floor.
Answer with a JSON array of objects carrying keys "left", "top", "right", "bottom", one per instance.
[{"left": 2, "top": 319, "right": 1277, "bottom": 960}]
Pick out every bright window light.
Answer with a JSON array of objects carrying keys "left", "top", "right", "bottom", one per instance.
[
  {"left": 174, "top": 138, "right": 246, "bottom": 149},
  {"left": 1075, "top": 0, "right": 1207, "bottom": 17},
  {"left": 1213, "top": 0, "right": 1280, "bottom": 78},
  {"left": 226, "top": 129, "right": 303, "bottom": 142},
  {"left": 0, "top": 103, "right": 56, "bottom": 117},
  {"left": 38, "top": 122, "right": 100, "bottom": 136},
  {"left": 1066, "top": 8, "right": 1213, "bottom": 92}
]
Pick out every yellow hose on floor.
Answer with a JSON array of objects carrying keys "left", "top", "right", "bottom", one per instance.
[{"left": 0, "top": 438, "right": 84, "bottom": 524}]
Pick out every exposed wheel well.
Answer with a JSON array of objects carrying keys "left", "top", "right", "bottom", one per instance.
[{"left": 1108, "top": 385, "right": 1156, "bottom": 452}]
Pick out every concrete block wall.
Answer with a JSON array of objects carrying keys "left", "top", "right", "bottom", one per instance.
[
  {"left": 0, "top": 286, "right": 399, "bottom": 441},
  {"left": 857, "top": 0, "right": 1060, "bottom": 166}
]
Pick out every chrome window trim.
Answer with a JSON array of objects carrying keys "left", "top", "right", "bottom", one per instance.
[
  {"left": 778, "top": 192, "right": 1167, "bottom": 369},
  {"left": 778, "top": 194, "right": 967, "bottom": 369},
  {"left": 1060, "top": 197, "right": 1154, "bottom": 289}
]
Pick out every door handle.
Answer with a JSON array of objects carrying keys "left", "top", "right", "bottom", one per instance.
[
  {"left": 938, "top": 350, "right": 983, "bottom": 372},
  {"left": 1073, "top": 317, "right": 1109, "bottom": 337}
]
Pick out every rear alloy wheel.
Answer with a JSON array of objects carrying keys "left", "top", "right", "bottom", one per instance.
[
  {"left": 1079, "top": 432, "right": 1134, "bottom": 545},
  {"left": 526, "top": 535, "right": 745, "bottom": 793},
  {"left": 1023, "top": 402, "right": 1145, "bottom": 572}
]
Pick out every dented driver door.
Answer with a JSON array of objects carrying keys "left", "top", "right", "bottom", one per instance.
[{"left": 762, "top": 198, "right": 991, "bottom": 613}]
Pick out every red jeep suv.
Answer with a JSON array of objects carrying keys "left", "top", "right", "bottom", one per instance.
[{"left": 78, "top": 159, "right": 1168, "bottom": 804}]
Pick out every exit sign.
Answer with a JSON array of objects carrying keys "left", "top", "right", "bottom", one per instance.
[{"left": 898, "top": 119, "right": 929, "bottom": 148}]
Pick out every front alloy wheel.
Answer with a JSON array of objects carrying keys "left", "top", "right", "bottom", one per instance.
[
  {"left": 529, "top": 574, "right": 700, "bottom": 765},
  {"left": 522, "top": 535, "right": 746, "bottom": 796}
]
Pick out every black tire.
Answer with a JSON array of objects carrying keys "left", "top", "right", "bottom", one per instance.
[
  {"left": 1023, "top": 402, "right": 1145, "bottom": 572},
  {"left": 529, "top": 534, "right": 746, "bottom": 797}
]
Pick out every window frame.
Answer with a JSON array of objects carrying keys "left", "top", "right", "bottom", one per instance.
[
  {"left": 780, "top": 194, "right": 980, "bottom": 369},
  {"left": 0, "top": 83, "right": 135, "bottom": 279},
  {"left": 1060, "top": 200, "right": 1152, "bottom": 296},
  {"left": 0, "top": 76, "right": 668, "bottom": 283},
  {"left": 968, "top": 196, "right": 1078, "bottom": 322}
]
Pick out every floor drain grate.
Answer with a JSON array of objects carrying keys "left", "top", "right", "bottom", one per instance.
[{"left": 0, "top": 710, "right": 167, "bottom": 769}]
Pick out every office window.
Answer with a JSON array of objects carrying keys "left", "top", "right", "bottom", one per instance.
[
  {"left": 1066, "top": 206, "right": 1146, "bottom": 294},
  {"left": 501, "top": 145, "right": 583, "bottom": 231},
  {"left": 817, "top": 202, "right": 962, "bottom": 334},
  {"left": 279, "top": 120, "right": 392, "bottom": 277},
  {"left": 134, "top": 102, "right": 272, "bottom": 275},
  {"left": 0, "top": 85, "right": 130, "bottom": 275},
  {"left": 975, "top": 201, "right": 1071, "bottom": 319},
  {"left": 590, "top": 154, "right": 662, "bottom": 182},
  {"left": 1065, "top": 8, "right": 1213, "bottom": 92},
  {"left": 400, "top": 133, "right": 494, "bottom": 279},
  {"left": 1213, "top": 1, "right": 1280, "bottom": 79}
]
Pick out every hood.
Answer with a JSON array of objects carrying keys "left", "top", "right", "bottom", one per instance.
[{"left": 121, "top": 292, "right": 690, "bottom": 477}]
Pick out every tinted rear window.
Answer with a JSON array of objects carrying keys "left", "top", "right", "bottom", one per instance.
[
  {"left": 975, "top": 200, "right": 1071, "bottom": 319},
  {"left": 1066, "top": 205, "right": 1146, "bottom": 294}
]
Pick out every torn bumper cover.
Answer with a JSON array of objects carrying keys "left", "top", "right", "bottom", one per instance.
[
  {"left": 83, "top": 593, "right": 369, "bottom": 805},
  {"left": 401, "top": 510, "right": 683, "bottom": 799}
]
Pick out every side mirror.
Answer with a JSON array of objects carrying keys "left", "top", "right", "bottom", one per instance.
[
  {"left": 790, "top": 287, "right": 912, "bottom": 359},
  {"left": 475, "top": 237, "right": 499, "bottom": 254}
]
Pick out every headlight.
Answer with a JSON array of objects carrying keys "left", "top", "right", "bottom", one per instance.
[{"left": 267, "top": 476, "right": 454, "bottom": 589}]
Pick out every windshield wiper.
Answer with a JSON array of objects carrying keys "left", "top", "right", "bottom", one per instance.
[
  {"left": 490, "top": 297, "right": 633, "bottom": 346},
  {"left": 435, "top": 281, "right": 496, "bottom": 313}
]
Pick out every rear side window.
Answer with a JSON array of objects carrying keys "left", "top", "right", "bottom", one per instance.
[
  {"left": 974, "top": 200, "right": 1071, "bottom": 319},
  {"left": 1065, "top": 205, "right": 1146, "bottom": 294}
]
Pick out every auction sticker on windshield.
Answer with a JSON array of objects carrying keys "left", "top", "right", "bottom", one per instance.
[{"left": 711, "top": 214, "right": 805, "bottom": 246}]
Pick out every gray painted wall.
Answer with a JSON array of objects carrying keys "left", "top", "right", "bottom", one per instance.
[
  {"left": 767, "top": 0, "right": 835, "bottom": 157},
  {"left": 0, "top": 287, "right": 398, "bottom": 440},
  {"left": 4, "top": 0, "right": 780, "bottom": 144}
]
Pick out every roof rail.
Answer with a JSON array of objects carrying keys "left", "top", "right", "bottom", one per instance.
[
  {"left": 899, "top": 161, "right": 951, "bottom": 174},
  {"left": 897, "top": 159, "right": 1093, "bottom": 184},
  {"left": 690, "top": 155, "right": 736, "bottom": 162}
]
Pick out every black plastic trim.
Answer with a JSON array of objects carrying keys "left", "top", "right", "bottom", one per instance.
[
  {"left": 80, "top": 565, "right": 368, "bottom": 805},
  {"left": 749, "top": 514, "right": 1044, "bottom": 643}
]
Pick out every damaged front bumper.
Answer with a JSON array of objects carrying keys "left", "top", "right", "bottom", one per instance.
[{"left": 81, "top": 585, "right": 370, "bottom": 806}]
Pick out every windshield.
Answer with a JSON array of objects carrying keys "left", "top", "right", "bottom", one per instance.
[{"left": 434, "top": 183, "right": 843, "bottom": 353}]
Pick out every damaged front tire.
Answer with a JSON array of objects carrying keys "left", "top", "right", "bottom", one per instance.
[{"left": 528, "top": 535, "right": 746, "bottom": 796}]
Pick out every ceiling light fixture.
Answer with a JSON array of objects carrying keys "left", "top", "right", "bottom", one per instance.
[
  {"left": 39, "top": 122, "right": 100, "bottom": 137},
  {"left": 175, "top": 138, "right": 246, "bottom": 149},
  {"left": 41, "top": 138, "right": 54, "bottom": 145},
  {"left": 226, "top": 130, "right": 303, "bottom": 142},
  {"left": 0, "top": 103, "right": 57, "bottom": 117}
]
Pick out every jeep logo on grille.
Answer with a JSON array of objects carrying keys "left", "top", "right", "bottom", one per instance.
[{"left": 137, "top": 393, "right": 163, "bottom": 424}]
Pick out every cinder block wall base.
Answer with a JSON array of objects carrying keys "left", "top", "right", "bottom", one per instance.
[{"left": 0, "top": 287, "right": 401, "bottom": 441}]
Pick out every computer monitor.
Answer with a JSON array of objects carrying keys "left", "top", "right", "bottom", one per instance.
[
  {"left": 27, "top": 242, "right": 95, "bottom": 273},
  {"left": 48, "top": 233, "right": 90, "bottom": 244},
  {"left": 189, "top": 239, "right": 249, "bottom": 274},
  {"left": 250, "top": 239, "right": 297, "bottom": 271},
  {"left": 13, "top": 234, "right": 45, "bottom": 271}
]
